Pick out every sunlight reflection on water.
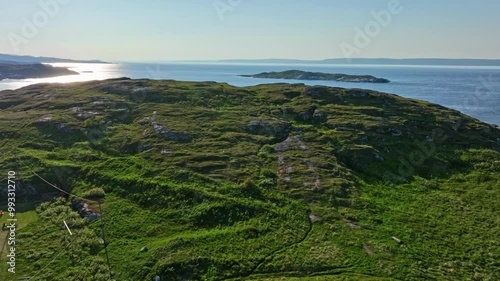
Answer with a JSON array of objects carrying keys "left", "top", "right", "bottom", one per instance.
[{"left": 0, "top": 63, "right": 123, "bottom": 91}]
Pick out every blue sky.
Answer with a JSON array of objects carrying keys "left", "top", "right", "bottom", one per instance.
[{"left": 1, "top": 0, "right": 499, "bottom": 61}]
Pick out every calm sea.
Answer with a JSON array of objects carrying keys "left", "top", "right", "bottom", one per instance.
[{"left": 1, "top": 62, "right": 499, "bottom": 125}]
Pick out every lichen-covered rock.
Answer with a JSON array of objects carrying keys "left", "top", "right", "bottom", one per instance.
[
  {"left": 337, "top": 145, "right": 384, "bottom": 172},
  {"left": 312, "top": 109, "right": 327, "bottom": 123},
  {"left": 326, "top": 122, "right": 355, "bottom": 131},
  {"left": 298, "top": 109, "right": 314, "bottom": 122},
  {"left": 142, "top": 121, "right": 191, "bottom": 142},
  {"left": 93, "top": 78, "right": 147, "bottom": 96},
  {"left": 37, "top": 114, "right": 53, "bottom": 122},
  {"left": 274, "top": 135, "right": 309, "bottom": 152},
  {"left": 72, "top": 199, "right": 101, "bottom": 221},
  {"left": 77, "top": 111, "right": 101, "bottom": 120},
  {"left": 303, "top": 86, "right": 329, "bottom": 97},
  {"left": 246, "top": 119, "right": 291, "bottom": 139}
]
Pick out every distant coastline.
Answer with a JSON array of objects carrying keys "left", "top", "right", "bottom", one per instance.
[
  {"left": 0, "top": 53, "right": 108, "bottom": 65},
  {"left": 0, "top": 53, "right": 108, "bottom": 81},
  {"left": 0, "top": 63, "right": 78, "bottom": 81},
  {"left": 217, "top": 58, "right": 500, "bottom": 67}
]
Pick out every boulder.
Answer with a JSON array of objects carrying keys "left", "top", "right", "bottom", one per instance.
[
  {"left": 337, "top": 145, "right": 384, "bottom": 172},
  {"left": 312, "top": 109, "right": 327, "bottom": 123},
  {"left": 303, "top": 86, "right": 329, "bottom": 97},
  {"left": 246, "top": 119, "right": 291, "bottom": 139}
]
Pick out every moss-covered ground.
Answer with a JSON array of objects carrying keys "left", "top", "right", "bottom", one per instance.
[{"left": 0, "top": 78, "right": 498, "bottom": 280}]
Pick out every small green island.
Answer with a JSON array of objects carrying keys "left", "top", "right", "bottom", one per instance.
[
  {"left": 240, "top": 69, "right": 390, "bottom": 83},
  {"left": 0, "top": 63, "right": 78, "bottom": 81}
]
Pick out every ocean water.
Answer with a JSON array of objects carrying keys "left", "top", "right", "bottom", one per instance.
[{"left": 0, "top": 62, "right": 499, "bottom": 125}]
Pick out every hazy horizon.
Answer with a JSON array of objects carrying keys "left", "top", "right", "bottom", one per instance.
[
  {"left": 1, "top": 0, "right": 500, "bottom": 62},
  {"left": 7, "top": 54, "right": 500, "bottom": 64}
]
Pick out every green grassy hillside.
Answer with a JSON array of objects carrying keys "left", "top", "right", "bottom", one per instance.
[{"left": 0, "top": 78, "right": 498, "bottom": 280}]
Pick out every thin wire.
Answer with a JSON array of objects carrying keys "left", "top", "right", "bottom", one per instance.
[
  {"left": 30, "top": 169, "right": 98, "bottom": 203},
  {"left": 2, "top": 100, "right": 114, "bottom": 280},
  {"left": 0, "top": 117, "right": 89, "bottom": 202},
  {"left": 99, "top": 201, "right": 113, "bottom": 280},
  {"left": 18, "top": 156, "right": 114, "bottom": 280}
]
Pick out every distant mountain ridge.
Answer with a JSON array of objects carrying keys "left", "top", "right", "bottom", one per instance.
[
  {"left": 218, "top": 58, "right": 500, "bottom": 66},
  {"left": 0, "top": 53, "right": 108, "bottom": 64}
]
